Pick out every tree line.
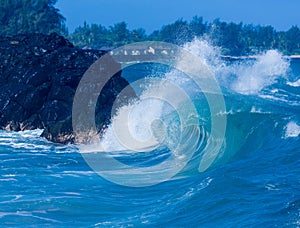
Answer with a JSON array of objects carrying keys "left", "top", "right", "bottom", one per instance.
[
  {"left": 1, "top": 0, "right": 300, "bottom": 56},
  {"left": 68, "top": 17, "right": 300, "bottom": 56}
]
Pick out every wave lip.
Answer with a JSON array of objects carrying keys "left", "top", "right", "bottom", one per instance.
[{"left": 72, "top": 41, "right": 227, "bottom": 187}]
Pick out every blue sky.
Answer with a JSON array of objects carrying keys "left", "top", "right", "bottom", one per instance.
[{"left": 56, "top": 0, "right": 300, "bottom": 33}]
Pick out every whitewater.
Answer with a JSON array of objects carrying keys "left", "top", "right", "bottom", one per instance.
[{"left": 0, "top": 39, "right": 299, "bottom": 227}]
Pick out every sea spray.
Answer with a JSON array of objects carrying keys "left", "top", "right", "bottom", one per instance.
[
  {"left": 96, "top": 39, "right": 293, "bottom": 173},
  {"left": 182, "top": 38, "right": 290, "bottom": 94},
  {"left": 231, "top": 50, "right": 290, "bottom": 94}
]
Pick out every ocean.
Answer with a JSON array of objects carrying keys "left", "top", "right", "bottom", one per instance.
[{"left": 0, "top": 39, "right": 299, "bottom": 227}]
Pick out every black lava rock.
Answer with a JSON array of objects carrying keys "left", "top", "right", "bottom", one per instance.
[{"left": 0, "top": 33, "right": 134, "bottom": 144}]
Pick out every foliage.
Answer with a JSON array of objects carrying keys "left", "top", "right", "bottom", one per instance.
[
  {"left": 1, "top": 0, "right": 299, "bottom": 56},
  {"left": 68, "top": 17, "right": 300, "bottom": 56},
  {"left": 68, "top": 21, "right": 146, "bottom": 49},
  {"left": 0, "top": 0, "right": 67, "bottom": 36}
]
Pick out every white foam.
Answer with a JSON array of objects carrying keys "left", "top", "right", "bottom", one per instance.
[
  {"left": 287, "top": 79, "right": 300, "bottom": 87},
  {"left": 183, "top": 39, "right": 222, "bottom": 70},
  {"left": 99, "top": 83, "right": 166, "bottom": 152},
  {"left": 0, "top": 129, "right": 77, "bottom": 153},
  {"left": 0, "top": 129, "right": 43, "bottom": 138},
  {"left": 99, "top": 63, "right": 200, "bottom": 153},
  {"left": 97, "top": 38, "right": 292, "bottom": 153},
  {"left": 181, "top": 39, "right": 290, "bottom": 95},
  {"left": 285, "top": 121, "right": 300, "bottom": 138},
  {"left": 231, "top": 50, "right": 290, "bottom": 94}
]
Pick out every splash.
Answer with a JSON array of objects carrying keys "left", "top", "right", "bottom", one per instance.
[
  {"left": 100, "top": 84, "right": 166, "bottom": 152},
  {"left": 180, "top": 39, "right": 290, "bottom": 95},
  {"left": 182, "top": 39, "right": 222, "bottom": 70},
  {"left": 285, "top": 121, "right": 300, "bottom": 138},
  {"left": 99, "top": 38, "right": 292, "bottom": 155},
  {"left": 231, "top": 50, "right": 290, "bottom": 94},
  {"left": 78, "top": 38, "right": 295, "bottom": 187},
  {"left": 99, "top": 39, "right": 221, "bottom": 152}
]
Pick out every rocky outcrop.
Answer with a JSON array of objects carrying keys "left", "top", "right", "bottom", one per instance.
[{"left": 0, "top": 33, "right": 134, "bottom": 143}]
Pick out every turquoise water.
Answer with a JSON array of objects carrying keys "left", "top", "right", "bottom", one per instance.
[{"left": 0, "top": 41, "right": 299, "bottom": 227}]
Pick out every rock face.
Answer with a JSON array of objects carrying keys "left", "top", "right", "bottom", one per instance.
[{"left": 0, "top": 33, "right": 134, "bottom": 143}]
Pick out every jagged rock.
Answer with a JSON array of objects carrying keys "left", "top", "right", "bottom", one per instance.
[{"left": 0, "top": 33, "right": 134, "bottom": 144}]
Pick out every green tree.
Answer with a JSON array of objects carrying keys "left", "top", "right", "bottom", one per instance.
[
  {"left": 130, "top": 28, "right": 146, "bottom": 42},
  {"left": 158, "top": 19, "right": 193, "bottom": 44},
  {"left": 0, "top": 0, "right": 67, "bottom": 36},
  {"left": 241, "top": 24, "right": 259, "bottom": 54},
  {"left": 222, "top": 22, "right": 244, "bottom": 55},
  {"left": 68, "top": 22, "right": 113, "bottom": 48},
  {"left": 285, "top": 26, "right": 300, "bottom": 54},
  {"left": 208, "top": 19, "right": 227, "bottom": 46},
  {"left": 189, "top": 16, "right": 207, "bottom": 37},
  {"left": 148, "top": 30, "right": 160, "bottom": 41},
  {"left": 110, "top": 22, "right": 130, "bottom": 46},
  {"left": 68, "top": 21, "right": 148, "bottom": 49},
  {"left": 256, "top": 25, "right": 276, "bottom": 50}
]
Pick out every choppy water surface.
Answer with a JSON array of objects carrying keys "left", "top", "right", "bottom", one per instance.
[{"left": 1, "top": 39, "right": 299, "bottom": 227}]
